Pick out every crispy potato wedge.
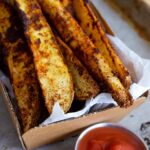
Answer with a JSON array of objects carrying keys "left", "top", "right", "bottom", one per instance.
[
  {"left": 14, "top": 0, "right": 74, "bottom": 113},
  {"left": 38, "top": 0, "right": 133, "bottom": 107},
  {"left": 56, "top": 36, "right": 100, "bottom": 100},
  {"left": 0, "top": 2, "right": 41, "bottom": 132},
  {"left": 60, "top": 0, "right": 74, "bottom": 15},
  {"left": 60, "top": 0, "right": 71, "bottom": 7},
  {"left": 72, "top": 0, "right": 132, "bottom": 89}
]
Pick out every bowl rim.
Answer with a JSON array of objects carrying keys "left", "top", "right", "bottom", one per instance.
[{"left": 75, "top": 122, "right": 147, "bottom": 150}]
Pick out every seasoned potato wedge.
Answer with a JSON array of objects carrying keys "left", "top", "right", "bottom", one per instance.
[
  {"left": 72, "top": 0, "right": 132, "bottom": 89},
  {"left": 56, "top": 36, "right": 100, "bottom": 100},
  {"left": 38, "top": 0, "right": 133, "bottom": 107},
  {"left": 0, "top": 2, "right": 41, "bottom": 132},
  {"left": 14, "top": 0, "right": 74, "bottom": 113},
  {"left": 60, "top": 0, "right": 71, "bottom": 7},
  {"left": 60, "top": 0, "right": 74, "bottom": 15}
]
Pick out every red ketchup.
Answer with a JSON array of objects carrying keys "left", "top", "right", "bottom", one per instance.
[{"left": 76, "top": 127, "right": 146, "bottom": 150}]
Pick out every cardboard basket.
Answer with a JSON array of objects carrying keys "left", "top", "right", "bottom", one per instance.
[{"left": 0, "top": 1, "right": 146, "bottom": 150}]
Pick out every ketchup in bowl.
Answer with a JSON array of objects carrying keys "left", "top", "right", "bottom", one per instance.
[{"left": 75, "top": 123, "right": 147, "bottom": 150}]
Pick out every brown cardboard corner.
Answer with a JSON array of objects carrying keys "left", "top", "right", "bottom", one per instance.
[
  {"left": 88, "top": 1, "right": 115, "bottom": 36},
  {"left": 0, "top": 81, "right": 26, "bottom": 150},
  {"left": 22, "top": 97, "right": 145, "bottom": 150}
]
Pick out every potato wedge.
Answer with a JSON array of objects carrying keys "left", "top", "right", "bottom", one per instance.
[
  {"left": 0, "top": 2, "right": 41, "bottom": 132},
  {"left": 38, "top": 0, "right": 133, "bottom": 107},
  {"left": 14, "top": 0, "right": 74, "bottom": 113},
  {"left": 55, "top": 35, "right": 100, "bottom": 100},
  {"left": 60, "top": 0, "right": 71, "bottom": 7},
  {"left": 60, "top": 0, "right": 74, "bottom": 15},
  {"left": 72, "top": 0, "right": 132, "bottom": 89}
]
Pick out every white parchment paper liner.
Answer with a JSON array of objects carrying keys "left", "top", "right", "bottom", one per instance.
[{"left": 0, "top": 35, "right": 150, "bottom": 126}]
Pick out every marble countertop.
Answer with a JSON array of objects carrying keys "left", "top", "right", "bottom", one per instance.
[{"left": 1, "top": 0, "right": 150, "bottom": 149}]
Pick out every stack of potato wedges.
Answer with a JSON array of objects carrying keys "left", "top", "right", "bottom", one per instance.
[{"left": 0, "top": 0, "right": 132, "bottom": 132}]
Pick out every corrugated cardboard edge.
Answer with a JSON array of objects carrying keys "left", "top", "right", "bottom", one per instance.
[
  {"left": 0, "top": 81, "right": 26, "bottom": 149},
  {"left": 22, "top": 97, "right": 145, "bottom": 150}
]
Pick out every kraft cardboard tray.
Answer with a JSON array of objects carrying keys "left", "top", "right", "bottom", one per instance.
[{"left": 0, "top": 2, "right": 146, "bottom": 150}]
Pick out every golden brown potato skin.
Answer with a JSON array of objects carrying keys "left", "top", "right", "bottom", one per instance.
[
  {"left": 72, "top": 0, "right": 132, "bottom": 90},
  {"left": 56, "top": 36, "right": 100, "bottom": 100},
  {"left": 0, "top": 2, "right": 41, "bottom": 132},
  {"left": 38, "top": 0, "right": 132, "bottom": 107},
  {"left": 14, "top": 0, "right": 74, "bottom": 113},
  {"left": 60, "top": 0, "right": 74, "bottom": 15},
  {"left": 60, "top": 0, "right": 71, "bottom": 7}
]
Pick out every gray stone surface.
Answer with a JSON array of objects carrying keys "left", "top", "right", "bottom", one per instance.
[{"left": 1, "top": 0, "right": 150, "bottom": 149}]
